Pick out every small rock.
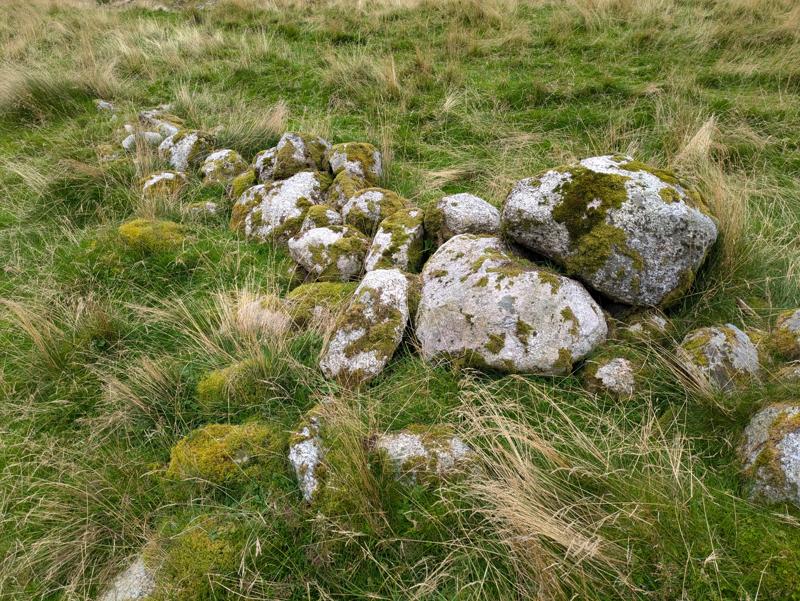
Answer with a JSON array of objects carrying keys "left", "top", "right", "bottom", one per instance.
[
  {"left": 138, "top": 105, "right": 183, "bottom": 137},
  {"left": 677, "top": 324, "right": 760, "bottom": 392},
  {"left": 288, "top": 411, "right": 325, "bottom": 502},
  {"left": 183, "top": 201, "right": 220, "bottom": 219},
  {"left": 584, "top": 356, "right": 636, "bottom": 399},
  {"left": 373, "top": 427, "right": 474, "bottom": 484},
  {"left": 365, "top": 207, "right": 425, "bottom": 272},
  {"left": 142, "top": 170, "right": 187, "bottom": 199},
  {"left": 618, "top": 312, "right": 670, "bottom": 342},
  {"left": 778, "top": 362, "right": 800, "bottom": 382},
  {"left": 288, "top": 225, "right": 369, "bottom": 281},
  {"left": 326, "top": 142, "right": 383, "bottom": 184},
  {"left": 299, "top": 204, "right": 343, "bottom": 234},
  {"left": 272, "top": 132, "right": 331, "bottom": 179},
  {"left": 425, "top": 193, "right": 500, "bottom": 246},
  {"left": 253, "top": 147, "right": 277, "bottom": 182},
  {"left": 99, "top": 556, "right": 156, "bottom": 601},
  {"left": 121, "top": 131, "right": 162, "bottom": 151},
  {"left": 94, "top": 99, "right": 115, "bottom": 112},
  {"left": 341, "top": 187, "right": 409, "bottom": 236},
  {"left": 327, "top": 171, "right": 368, "bottom": 210},
  {"left": 770, "top": 309, "right": 800, "bottom": 359},
  {"left": 200, "top": 149, "right": 248, "bottom": 184},
  {"left": 158, "top": 129, "right": 213, "bottom": 172}
]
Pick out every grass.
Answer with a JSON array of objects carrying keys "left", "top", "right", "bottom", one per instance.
[{"left": 1, "top": 0, "right": 799, "bottom": 599}]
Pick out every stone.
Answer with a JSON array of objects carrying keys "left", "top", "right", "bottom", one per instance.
[
  {"left": 372, "top": 427, "right": 474, "bottom": 484},
  {"left": 770, "top": 309, "right": 800, "bottom": 359},
  {"left": 299, "top": 204, "right": 343, "bottom": 234},
  {"left": 584, "top": 356, "right": 636, "bottom": 399},
  {"left": 99, "top": 556, "right": 156, "bottom": 601},
  {"left": 501, "top": 154, "right": 718, "bottom": 306},
  {"left": 138, "top": 105, "right": 183, "bottom": 137},
  {"left": 326, "top": 142, "right": 383, "bottom": 184},
  {"left": 365, "top": 207, "right": 425, "bottom": 272},
  {"left": 677, "top": 324, "right": 760, "bottom": 392},
  {"left": 740, "top": 403, "right": 800, "bottom": 507},
  {"left": 141, "top": 170, "right": 187, "bottom": 199},
  {"left": 94, "top": 99, "right": 115, "bottom": 112},
  {"left": 200, "top": 149, "right": 248, "bottom": 184},
  {"left": 778, "top": 363, "right": 800, "bottom": 382},
  {"left": 287, "top": 225, "right": 369, "bottom": 281},
  {"left": 158, "top": 129, "right": 213, "bottom": 172},
  {"left": 253, "top": 147, "right": 277, "bottom": 182},
  {"left": 341, "top": 187, "right": 409, "bottom": 236},
  {"left": 415, "top": 235, "right": 607, "bottom": 374},
  {"left": 272, "top": 132, "right": 331, "bottom": 179},
  {"left": 320, "top": 268, "right": 413, "bottom": 384},
  {"left": 618, "top": 311, "right": 670, "bottom": 342},
  {"left": 288, "top": 411, "right": 325, "bottom": 502},
  {"left": 231, "top": 171, "right": 328, "bottom": 241},
  {"left": 121, "top": 131, "right": 162, "bottom": 151},
  {"left": 425, "top": 193, "right": 500, "bottom": 246},
  {"left": 327, "top": 171, "right": 368, "bottom": 211},
  {"left": 183, "top": 201, "right": 220, "bottom": 218}
]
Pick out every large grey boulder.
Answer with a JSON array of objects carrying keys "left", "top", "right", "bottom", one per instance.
[
  {"left": 426, "top": 193, "right": 500, "bottom": 246},
  {"left": 99, "top": 556, "right": 156, "bottom": 601},
  {"left": 287, "top": 225, "right": 368, "bottom": 281},
  {"left": 415, "top": 235, "right": 607, "bottom": 374},
  {"left": 501, "top": 154, "right": 718, "bottom": 306},
  {"left": 319, "top": 268, "right": 413, "bottom": 385},
  {"left": 373, "top": 427, "right": 474, "bottom": 485},
  {"left": 677, "top": 324, "right": 760, "bottom": 393},
  {"left": 740, "top": 403, "right": 800, "bottom": 507}
]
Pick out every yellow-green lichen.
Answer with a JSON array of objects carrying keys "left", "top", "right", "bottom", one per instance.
[
  {"left": 328, "top": 142, "right": 380, "bottom": 184},
  {"left": 228, "top": 168, "right": 256, "bottom": 201},
  {"left": 345, "top": 188, "right": 409, "bottom": 236},
  {"left": 118, "top": 218, "right": 186, "bottom": 254}
]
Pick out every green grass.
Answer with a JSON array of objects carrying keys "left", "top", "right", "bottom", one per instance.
[{"left": 1, "top": 0, "right": 799, "bottom": 599}]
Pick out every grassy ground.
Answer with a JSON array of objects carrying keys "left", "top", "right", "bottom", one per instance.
[{"left": 1, "top": 0, "right": 799, "bottom": 599}]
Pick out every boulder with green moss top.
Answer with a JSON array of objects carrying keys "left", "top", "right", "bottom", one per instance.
[
  {"left": 118, "top": 218, "right": 186, "bottom": 254},
  {"left": 158, "top": 129, "right": 213, "bottom": 172},
  {"left": 200, "top": 148, "right": 248, "bottom": 184},
  {"left": 425, "top": 193, "right": 500, "bottom": 246},
  {"left": 678, "top": 324, "right": 760, "bottom": 392},
  {"left": 342, "top": 187, "right": 409, "bottom": 236},
  {"left": 288, "top": 225, "right": 368, "bottom": 282},
  {"left": 502, "top": 154, "right": 718, "bottom": 307},
  {"left": 272, "top": 132, "right": 331, "bottom": 180},
  {"left": 98, "top": 555, "right": 156, "bottom": 601},
  {"left": 372, "top": 427, "right": 474, "bottom": 485},
  {"left": 231, "top": 171, "right": 328, "bottom": 241},
  {"left": 165, "top": 422, "right": 284, "bottom": 490},
  {"left": 142, "top": 171, "right": 187, "bottom": 199},
  {"left": 122, "top": 131, "right": 162, "bottom": 151},
  {"left": 320, "top": 268, "right": 413, "bottom": 384},
  {"left": 299, "top": 204, "right": 343, "bottom": 233},
  {"left": 769, "top": 309, "right": 800, "bottom": 359},
  {"left": 286, "top": 281, "right": 359, "bottom": 327},
  {"left": 228, "top": 168, "right": 256, "bottom": 200},
  {"left": 253, "top": 146, "right": 277, "bottom": 182},
  {"left": 618, "top": 311, "right": 670, "bottom": 342},
  {"left": 416, "top": 234, "right": 607, "bottom": 374},
  {"left": 288, "top": 410, "right": 326, "bottom": 502},
  {"left": 365, "top": 207, "right": 424, "bottom": 272},
  {"left": 583, "top": 355, "right": 637, "bottom": 399},
  {"left": 740, "top": 403, "right": 800, "bottom": 507},
  {"left": 327, "top": 171, "right": 368, "bottom": 210},
  {"left": 326, "top": 142, "right": 382, "bottom": 184}
]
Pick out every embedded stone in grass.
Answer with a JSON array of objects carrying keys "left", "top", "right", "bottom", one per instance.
[
  {"left": 319, "top": 268, "right": 413, "bottom": 385},
  {"left": 501, "top": 154, "right": 718, "bottom": 307},
  {"left": 341, "top": 187, "right": 409, "bottom": 236},
  {"left": 373, "top": 426, "right": 475, "bottom": 485},
  {"left": 677, "top": 324, "right": 760, "bottom": 393},
  {"left": 200, "top": 148, "right": 248, "bottom": 184},
  {"left": 138, "top": 105, "right": 183, "bottom": 137},
  {"left": 141, "top": 170, "right": 187, "bottom": 199},
  {"left": 183, "top": 201, "right": 220, "bottom": 219},
  {"left": 425, "top": 192, "right": 500, "bottom": 246},
  {"left": 166, "top": 422, "right": 284, "bottom": 489},
  {"left": 288, "top": 225, "right": 368, "bottom": 282},
  {"left": 769, "top": 309, "right": 800, "bottom": 359},
  {"left": 272, "top": 131, "right": 331, "bottom": 179},
  {"left": 286, "top": 281, "right": 359, "bottom": 327},
  {"left": 583, "top": 356, "right": 636, "bottom": 399},
  {"left": 618, "top": 311, "right": 670, "bottom": 342},
  {"left": 299, "top": 204, "right": 343, "bottom": 234},
  {"left": 327, "top": 170, "right": 368, "bottom": 210},
  {"left": 121, "top": 131, "right": 162, "bottom": 151},
  {"left": 365, "top": 207, "right": 424, "bottom": 272},
  {"left": 253, "top": 146, "right": 277, "bottom": 182},
  {"left": 94, "top": 99, "right": 115, "bottom": 112},
  {"left": 288, "top": 410, "right": 325, "bottom": 502},
  {"left": 117, "top": 218, "right": 186, "bottom": 254},
  {"left": 98, "top": 556, "right": 156, "bottom": 601},
  {"left": 158, "top": 129, "right": 213, "bottom": 172},
  {"left": 740, "top": 403, "right": 800, "bottom": 507},
  {"left": 326, "top": 142, "right": 383, "bottom": 184},
  {"left": 416, "top": 234, "right": 607, "bottom": 375}
]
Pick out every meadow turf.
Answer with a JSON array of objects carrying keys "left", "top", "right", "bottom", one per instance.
[{"left": 0, "top": 0, "right": 799, "bottom": 599}]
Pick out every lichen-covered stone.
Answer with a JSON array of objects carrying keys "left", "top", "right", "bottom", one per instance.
[
  {"left": 426, "top": 193, "right": 500, "bottom": 246},
  {"left": 138, "top": 105, "right": 183, "bottom": 137},
  {"left": 288, "top": 410, "right": 325, "bottom": 502},
  {"left": 288, "top": 225, "right": 368, "bottom": 282},
  {"left": 416, "top": 235, "right": 607, "bottom": 374},
  {"left": 158, "top": 129, "right": 213, "bottom": 172},
  {"left": 770, "top": 309, "right": 800, "bottom": 359},
  {"left": 286, "top": 281, "right": 359, "bottom": 327},
  {"left": 95, "top": 99, "right": 115, "bottom": 112},
  {"left": 365, "top": 207, "right": 425, "bottom": 272},
  {"left": 327, "top": 171, "right": 368, "bottom": 211},
  {"left": 583, "top": 356, "right": 636, "bottom": 399},
  {"left": 118, "top": 218, "right": 186, "bottom": 254},
  {"left": 299, "top": 204, "right": 343, "bottom": 234},
  {"left": 228, "top": 168, "right": 256, "bottom": 201},
  {"left": 272, "top": 132, "right": 331, "bottom": 180},
  {"left": 200, "top": 149, "right": 248, "bottom": 184},
  {"left": 618, "top": 311, "right": 670, "bottom": 342},
  {"left": 678, "top": 324, "right": 760, "bottom": 393},
  {"left": 502, "top": 154, "right": 718, "bottom": 306},
  {"left": 326, "top": 142, "right": 383, "bottom": 185},
  {"left": 373, "top": 427, "right": 474, "bottom": 485},
  {"left": 99, "top": 556, "right": 156, "bottom": 601},
  {"left": 121, "top": 131, "right": 162, "bottom": 151},
  {"left": 141, "top": 171, "right": 187, "bottom": 199},
  {"left": 740, "top": 403, "right": 800, "bottom": 507},
  {"left": 232, "top": 171, "right": 328, "bottom": 242},
  {"left": 253, "top": 146, "right": 277, "bottom": 182},
  {"left": 341, "top": 187, "right": 409, "bottom": 236},
  {"left": 320, "top": 268, "right": 412, "bottom": 385}
]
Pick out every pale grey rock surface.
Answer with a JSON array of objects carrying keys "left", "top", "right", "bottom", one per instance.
[
  {"left": 772, "top": 309, "right": 800, "bottom": 358},
  {"left": 326, "top": 142, "right": 383, "bottom": 184},
  {"left": 98, "top": 556, "right": 156, "bottom": 601},
  {"left": 272, "top": 132, "right": 330, "bottom": 179},
  {"left": 141, "top": 171, "right": 186, "bottom": 197},
  {"left": 253, "top": 147, "right": 277, "bottom": 182},
  {"left": 678, "top": 324, "right": 760, "bottom": 392},
  {"left": 365, "top": 207, "right": 425, "bottom": 272},
  {"left": 122, "top": 131, "right": 162, "bottom": 151},
  {"left": 287, "top": 225, "right": 368, "bottom": 281},
  {"left": 589, "top": 357, "right": 635, "bottom": 398},
  {"left": 341, "top": 188, "right": 408, "bottom": 235},
  {"left": 431, "top": 193, "right": 500, "bottom": 244},
  {"left": 200, "top": 149, "right": 248, "bottom": 183},
  {"left": 157, "top": 130, "right": 212, "bottom": 172},
  {"left": 374, "top": 429, "right": 474, "bottom": 483},
  {"left": 289, "top": 413, "right": 325, "bottom": 502}
]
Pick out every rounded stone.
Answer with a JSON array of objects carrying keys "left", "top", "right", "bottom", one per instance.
[
  {"left": 200, "top": 149, "right": 248, "bottom": 184},
  {"left": 327, "top": 171, "right": 368, "bottom": 211},
  {"left": 365, "top": 207, "right": 425, "bottom": 273},
  {"left": 426, "top": 192, "right": 500, "bottom": 246},
  {"left": 99, "top": 556, "right": 156, "bottom": 601},
  {"left": 141, "top": 171, "right": 187, "bottom": 199},
  {"left": 341, "top": 187, "right": 409, "bottom": 236},
  {"left": 373, "top": 427, "right": 474, "bottom": 484},
  {"left": 299, "top": 204, "right": 343, "bottom": 234},
  {"left": 326, "top": 142, "right": 383, "bottom": 185},
  {"left": 272, "top": 132, "right": 331, "bottom": 180},
  {"left": 158, "top": 129, "right": 213, "bottom": 172},
  {"left": 584, "top": 356, "right": 636, "bottom": 399},
  {"left": 287, "top": 225, "right": 369, "bottom": 282},
  {"left": 121, "top": 131, "right": 162, "bottom": 151},
  {"left": 677, "top": 324, "right": 760, "bottom": 393}
]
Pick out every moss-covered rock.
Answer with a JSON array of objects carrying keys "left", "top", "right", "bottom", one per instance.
[
  {"left": 327, "top": 170, "right": 368, "bottom": 211},
  {"left": 158, "top": 129, "right": 213, "bottom": 172},
  {"left": 141, "top": 171, "right": 187, "bottom": 200},
  {"left": 253, "top": 146, "right": 277, "bottom": 182},
  {"left": 426, "top": 192, "right": 500, "bottom": 247},
  {"left": 582, "top": 350, "right": 642, "bottom": 399},
  {"left": 299, "top": 204, "right": 342, "bottom": 233},
  {"left": 227, "top": 168, "right": 256, "bottom": 201},
  {"left": 121, "top": 131, "right": 162, "bottom": 152},
  {"left": 286, "top": 281, "right": 358, "bottom": 327},
  {"left": 341, "top": 187, "right": 409, "bottom": 236},
  {"left": 117, "top": 218, "right": 186, "bottom": 254},
  {"left": 326, "top": 142, "right": 383, "bottom": 185},
  {"left": 365, "top": 207, "right": 425, "bottom": 272},
  {"left": 502, "top": 154, "right": 718, "bottom": 307},
  {"left": 138, "top": 105, "right": 182, "bottom": 137},
  {"left": 677, "top": 324, "right": 760, "bottom": 393},
  {"left": 272, "top": 132, "right": 331, "bottom": 180},
  {"left": 288, "top": 408, "right": 326, "bottom": 502},
  {"left": 288, "top": 225, "right": 369, "bottom": 281},
  {"left": 769, "top": 309, "right": 800, "bottom": 359},
  {"left": 200, "top": 148, "right": 248, "bottom": 184}
]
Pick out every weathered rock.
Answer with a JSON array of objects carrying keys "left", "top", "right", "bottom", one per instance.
[
  {"left": 778, "top": 362, "right": 800, "bottom": 382},
  {"left": 253, "top": 147, "right": 277, "bottom": 182},
  {"left": 740, "top": 403, "right": 800, "bottom": 507},
  {"left": 416, "top": 235, "right": 607, "bottom": 374},
  {"left": 99, "top": 556, "right": 156, "bottom": 601},
  {"left": 94, "top": 99, "right": 115, "bottom": 112},
  {"left": 584, "top": 356, "right": 636, "bottom": 399},
  {"left": 138, "top": 105, "right": 182, "bottom": 137},
  {"left": 141, "top": 171, "right": 187, "bottom": 199},
  {"left": 365, "top": 207, "right": 425, "bottom": 272},
  {"left": 183, "top": 201, "right": 220, "bottom": 218},
  {"left": 502, "top": 154, "right": 718, "bottom": 306},
  {"left": 121, "top": 131, "right": 162, "bottom": 151},
  {"left": 228, "top": 168, "right": 257, "bottom": 201},
  {"left": 299, "top": 204, "right": 343, "bottom": 234},
  {"left": 272, "top": 132, "right": 331, "bottom": 180},
  {"left": 373, "top": 427, "right": 474, "bottom": 484},
  {"left": 231, "top": 171, "right": 328, "bottom": 241},
  {"left": 341, "top": 187, "right": 409, "bottom": 236},
  {"left": 425, "top": 193, "right": 500, "bottom": 246},
  {"left": 327, "top": 171, "right": 368, "bottom": 211},
  {"left": 770, "top": 309, "right": 800, "bottom": 359},
  {"left": 288, "top": 411, "right": 325, "bottom": 502},
  {"left": 158, "top": 129, "right": 213, "bottom": 172},
  {"left": 677, "top": 324, "right": 760, "bottom": 392},
  {"left": 286, "top": 281, "right": 358, "bottom": 327},
  {"left": 320, "top": 268, "right": 412, "bottom": 384},
  {"left": 288, "top": 225, "right": 369, "bottom": 281},
  {"left": 326, "top": 142, "right": 382, "bottom": 185},
  {"left": 200, "top": 149, "right": 248, "bottom": 184}
]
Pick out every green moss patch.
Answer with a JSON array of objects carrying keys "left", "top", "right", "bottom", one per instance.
[{"left": 117, "top": 218, "right": 186, "bottom": 254}]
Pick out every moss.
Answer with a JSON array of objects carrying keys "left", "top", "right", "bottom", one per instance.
[
  {"left": 228, "top": 168, "right": 256, "bottom": 200},
  {"left": 141, "top": 171, "right": 186, "bottom": 199},
  {"left": 371, "top": 208, "right": 425, "bottom": 271},
  {"left": 536, "top": 269, "right": 561, "bottom": 294},
  {"left": 769, "top": 310, "right": 800, "bottom": 359},
  {"left": 681, "top": 328, "right": 714, "bottom": 367},
  {"left": 328, "top": 170, "right": 367, "bottom": 208},
  {"left": 552, "top": 166, "right": 629, "bottom": 240},
  {"left": 619, "top": 159, "right": 680, "bottom": 186},
  {"left": 286, "top": 281, "right": 358, "bottom": 326},
  {"left": 423, "top": 203, "right": 445, "bottom": 245},
  {"left": 516, "top": 318, "right": 533, "bottom": 344},
  {"left": 619, "top": 159, "right": 712, "bottom": 214},
  {"left": 561, "top": 306, "right": 579, "bottom": 335},
  {"left": 328, "top": 142, "right": 380, "bottom": 184},
  {"left": 345, "top": 188, "right": 409, "bottom": 236},
  {"left": 303, "top": 204, "right": 340, "bottom": 230},
  {"left": 303, "top": 226, "right": 368, "bottom": 281},
  {"left": 744, "top": 405, "right": 800, "bottom": 500},
  {"left": 118, "top": 218, "right": 186, "bottom": 254},
  {"left": 485, "top": 332, "right": 506, "bottom": 354},
  {"left": 273, "top": 133, "right": 329, "bottom": 179},
  {"left": 553, "top": 347, "right": 573, "bottom": 373}
]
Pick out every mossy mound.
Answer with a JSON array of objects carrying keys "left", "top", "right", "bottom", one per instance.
[
  {"left": 769, "top": 309, "right": 800, "bottom": 359},
  {"left": 141, "top": 171, "right": 187, "bottom": 199},
  {"left": 365, "top": 207, "right": 425, "bottom": 272},
  {"left": 117, "top": 218, "right": 186, "bottom": 254},
  {"left": 272, "top": 132, "right": 331, "bottom": 179},
  {"left": 326, "top": 141, "right": 383, "bottom": 185},
  {"left": 286, "top": 281, "right": 358, "bottom": 327},
  {"left": 227, "top": 168, "right": 256, "bottom": 202},
  {"left": 341, "top": 187, "right": 409, "bottom": 236}
]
